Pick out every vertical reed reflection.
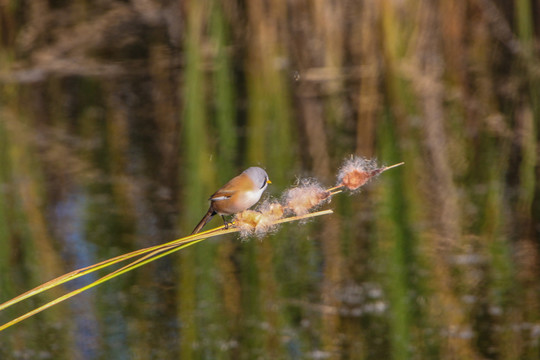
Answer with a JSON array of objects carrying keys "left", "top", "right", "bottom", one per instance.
[{"left": 0, "top": 0, "right": 539, "bottom": 359}]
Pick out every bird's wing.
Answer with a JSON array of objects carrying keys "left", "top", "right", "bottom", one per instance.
[
  {"left": 209, "top": 174, "right": 249, "bottom": 201},
  {"left": 209, "top": 189, "right": 234, "bottom": 201}
]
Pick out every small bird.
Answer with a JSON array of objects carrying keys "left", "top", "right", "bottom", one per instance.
[{"left": 191, "top": 167, "right": 271, "bottom": 234}]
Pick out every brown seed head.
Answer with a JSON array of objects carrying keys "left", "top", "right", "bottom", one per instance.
[
  {"left": 341, "top": 169, "right": 371, "bottom": 190},
  {"left": 337, "top": 156, "right": 380, "bottom": 191}
]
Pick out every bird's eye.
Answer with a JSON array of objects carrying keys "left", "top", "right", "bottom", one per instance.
[{"left": 260, "top": 176, "right": 268, "bottom": 189}]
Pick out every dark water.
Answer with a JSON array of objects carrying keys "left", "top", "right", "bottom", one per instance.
[{"left": 1, "top": 1, "right": 540, "bottom": 359}]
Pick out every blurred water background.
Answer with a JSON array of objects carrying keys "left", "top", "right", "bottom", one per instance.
[{"left": 1, "top": 0, "right": 539, "bottom": 359}]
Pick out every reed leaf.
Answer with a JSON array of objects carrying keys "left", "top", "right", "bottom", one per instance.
[{"left": 0, "top": 209, "right": 334, "bottom": 332}]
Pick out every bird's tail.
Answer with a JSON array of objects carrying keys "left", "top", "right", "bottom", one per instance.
[{"left": 191, "top": 208, "right": 216, "bottom": 234}]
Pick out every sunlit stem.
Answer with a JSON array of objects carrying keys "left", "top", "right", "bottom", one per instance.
[
  {"left": 326, "top": 184, "right": 345, "bottom": 192},
  {"left": 382, "top": 162, "right": 405, "bottom": 171}
]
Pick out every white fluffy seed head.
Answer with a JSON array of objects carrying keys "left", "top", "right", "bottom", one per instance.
[{"left": 284, "top": 180, "right": 330, "bottom": 216}]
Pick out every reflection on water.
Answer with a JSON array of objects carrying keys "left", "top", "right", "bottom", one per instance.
[{"left": 1, "top": 0, "right": 540, "bottom": 359}]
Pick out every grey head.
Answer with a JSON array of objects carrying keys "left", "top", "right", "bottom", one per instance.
[{"left": 243, "top": 167, "right": 270, "bottom": 190}]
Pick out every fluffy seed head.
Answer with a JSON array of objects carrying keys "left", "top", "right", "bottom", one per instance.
[
  {"left": 261, "top": 201, "right": 285, "bottom": 220},
  {"left": 234, "top": 201, "right": 284, "bottom": 237},
  {"left": 284, "top": 181, "right": 330, "bottom": 216},
  {"left": 235, "top": 210, "right": 265, "bottom": 235}
]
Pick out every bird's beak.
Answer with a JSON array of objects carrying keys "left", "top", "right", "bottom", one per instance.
[{"left": 267, "top": 180, "right": 272, "bottom": 184}]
